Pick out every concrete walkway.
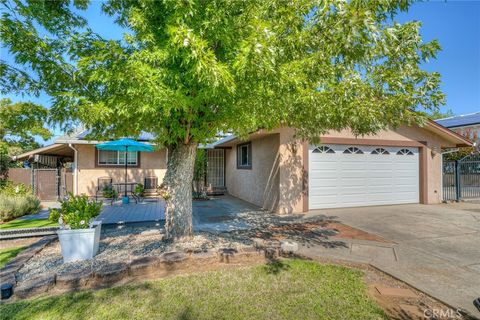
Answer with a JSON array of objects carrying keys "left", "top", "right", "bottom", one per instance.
[
  {"left": 192, "top": 195, "right": 259, "bottom": 232},
  {"left": 302, "top": 202, "right": 480, "bottom": 317}
]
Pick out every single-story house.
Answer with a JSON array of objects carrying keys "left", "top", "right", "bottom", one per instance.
[
  {"left": 436, "top": 112, "right": 480, "bottom": 147},
  {"left": 13, "top": 121, "right": 472, "bottom": 212}
]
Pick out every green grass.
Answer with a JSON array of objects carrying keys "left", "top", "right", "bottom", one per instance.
[
  {"left": 0, "top": 246, "right": 26, "bottom": 268},
  {"left": 0, "top": 259, "right": 386, "bottom": 320},
  {"left": 0, "top": 218, "right": 58, "bottom": 230}
]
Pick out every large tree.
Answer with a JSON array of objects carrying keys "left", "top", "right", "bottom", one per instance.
[
  {"left": 1, "top": 0, "right": 444, "bottom": 239},
  {"left": 0, "top": 98, "right": 51, "bottom": 179}
]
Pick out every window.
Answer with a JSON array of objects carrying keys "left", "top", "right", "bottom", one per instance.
[
  {"left": 371, "top": 148, "right": 389, "bottom": 155},
  {"left": 237, "top": 142, "right": 252, "bottom": 169},
  {"left": 312, "top": 146, "right": 335, "bottom": 154},
  {"left": 343, "top": 147, "right": 363, "bottom": 154},
  {"left": 98, "top": 150, "right": 138, "bottom": 165},
  {"left": 397, "top": 149, "right": 414, "bottom": 155}
]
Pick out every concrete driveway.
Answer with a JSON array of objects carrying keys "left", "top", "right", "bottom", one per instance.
[{"left": 304, "top": 202, "right": 480, "bottom": 317}]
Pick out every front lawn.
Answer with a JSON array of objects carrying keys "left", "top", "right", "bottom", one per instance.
[
  {"left": 0, "top": 246, "right": 26, "bottom": 268},
  {"left": 0, "top": 218, "right": 58, "bottom": 230},
  {"left": 0, "top": 259, "right": 386, "bottom": 320}
]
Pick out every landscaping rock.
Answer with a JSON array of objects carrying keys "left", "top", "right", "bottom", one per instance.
[
  {"left": 280, "top": 240, "right": 299, "bottom": 254},
  {"left": 16, "top": 227, "right": 250, "bottom": 284},
  {"left": 93, "top": 263, "right": 129, "bottom": 286},
  {"left": 264, "top": 247, "right": 278, "bottom": 260},
  {"left": 252, "top": 238, "right": 266, "bottom": 249},
  {"left": 240, "top": 246, "right": 259, "bottom": 254},
  {"left": 56, "top": 269, "right": 93, "bottom": 290},
  {"left": 15, "top": 274, "right": 56, "bottom": 299},
  {"left": 160, "top": 251, "right": 187, "bottom": 263},
  {"left": 129, "top": 256, "right": 163, "bottom": 276},
  {"left": 0, "top": 272, "right": 16, "bottom": 286},
  {"left": 218, "top": 248, "right": 238, "bottom": 263},
  {"left": 191, "top": 249, "right": 216, "bottom": 259},
  {"left": 265, "top": 240, "right": 281, "bottom": 249},
  {"left": 0, "top": 265, "right": 18, "bottom": 278}
]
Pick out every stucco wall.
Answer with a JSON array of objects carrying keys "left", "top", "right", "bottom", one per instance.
[
  {"left": 225, "top": 134, "right": 280, "bottom": 211},
  {"left": 75, "top": 144, "right": 167, "bottom": 196}
]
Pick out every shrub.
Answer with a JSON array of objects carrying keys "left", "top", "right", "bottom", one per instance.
[
  {"left": 0, "top": 194, "right": 41, "bottom": 221},
  {"left": 102, "top": 185, "right": 117, "bottom": 199},
  {"left": 134, "top": 183, "right": 144, "bottom": 197},
  {"left": 49, "top": 193, "right": 102, "bottom": 229},
  {"left": 0, "top": 181, "right": 32, "bottom": 196}
]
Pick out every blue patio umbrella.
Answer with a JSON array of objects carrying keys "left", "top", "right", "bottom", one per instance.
[{"left": 96, "top": 139, "right": 154, "bottom": 202}]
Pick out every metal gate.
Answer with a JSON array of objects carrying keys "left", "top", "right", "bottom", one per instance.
[
  {"left": 207, "top": 149, "right": 225, "bottom": 189},
  {"left": 34, "top": 169, "right": 60, "bottom": 201},
  {"left": 443, "top": 153, "right": 480, "bottom": 201}
]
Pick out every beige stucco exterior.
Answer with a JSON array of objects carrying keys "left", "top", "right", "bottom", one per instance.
[
  {"left": 225, "top": 134, "right": 280, "bottom": 211},
  {"left": 221, "top": 124, "right": 470, "bottom": 214},
  {"left": 74, "top": 144, "right": 167, "bottom": 196}
]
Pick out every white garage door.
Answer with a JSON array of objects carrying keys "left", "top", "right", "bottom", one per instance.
[{"left": 309, "top": 144, "right": 419, "bottom": 209}]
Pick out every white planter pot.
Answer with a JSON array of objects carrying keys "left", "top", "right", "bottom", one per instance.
[{"left": 57, "top": 221, "right": 102, "bottom": 263}]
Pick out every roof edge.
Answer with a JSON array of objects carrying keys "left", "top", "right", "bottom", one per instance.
[
  {"left": 425, "top": 119, "right": 474, "bottom": 147},
  {"left": 13, "top": 144, "right": 66, "bottom": 161}
]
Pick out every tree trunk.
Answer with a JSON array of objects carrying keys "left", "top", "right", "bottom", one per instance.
[{"left": 163, "top": 141, "right": 198, "bottom": 240}]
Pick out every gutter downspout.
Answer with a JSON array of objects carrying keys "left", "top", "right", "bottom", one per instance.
[{"left": 68, "top": 144, "right": 78, "bottom": 196}]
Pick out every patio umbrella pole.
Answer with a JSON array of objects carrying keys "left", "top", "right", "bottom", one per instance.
[{"left": 124, "top": 146, "right": 128, "bottom": 198}]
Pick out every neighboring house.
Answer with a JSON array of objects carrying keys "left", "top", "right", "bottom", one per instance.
[
  {"left": 13, "top": 130, "right": 167, "bottom": 200},
  {"left": 436, "top": 112, "right": 480, "bottom": 147},
  {"left": 207, "top": 120, "right": 471, "bottom": 213},
  {"left": 12, "top": 121, "right": 472, "bottom": 212}
]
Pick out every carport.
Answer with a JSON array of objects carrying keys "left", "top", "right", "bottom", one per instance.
[{"left": 11, "top": 144, "right": 75, "bottom": 200}]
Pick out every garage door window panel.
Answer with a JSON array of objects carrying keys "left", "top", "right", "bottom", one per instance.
[
  {"left": 371, "top": 148, "right": 389, "bottom": 155},
  {"left": 312, "top": 146, "right": 335, "bottom": 154},
  {"left": 397, "top": 148, "right": 414, "bottom": 155},
  {"left": 343, "top": 147, "right": 364, "bottom": 154}
]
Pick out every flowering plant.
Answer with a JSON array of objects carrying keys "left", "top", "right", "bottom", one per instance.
[{"left": 49, "top": 193, "right": 102, "bottom": 229}]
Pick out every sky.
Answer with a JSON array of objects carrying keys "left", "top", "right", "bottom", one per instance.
[{"left": 1, "top": 0, "right": 479, "bottom": 144}]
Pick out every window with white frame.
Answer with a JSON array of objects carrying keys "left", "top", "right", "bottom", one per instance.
[{"left": 98, "top": 150, "right": 138, "bottom": 165}]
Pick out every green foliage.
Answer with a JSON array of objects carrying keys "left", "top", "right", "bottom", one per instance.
[
  {"left": 49, "top": 193, "right": 102, "bottom": 229},
  {"left": 192, "top": 149, "right": 207, "bottom": 198},
  {"left": 193, "top": 149, "right": 207, "bottom": 182},
  {"left": 0, "top": 181, "right": 32, "bottom": 196},
  {"left": 1, "top": 0, "right": 444, "bottom": 146},
  {"left": 0, "top": 98, "right": 51, "bottom": 143},
  {"left": 0, "top": 218, "right": 57, "bottom": 230},
  {"left": 0, "top": 146, "right": 9, "bottom": 182},
  {"left": 0, "top": 99, "right": 51, "bottom": 170},
  {"left": 0, "top": 98, "right": 51, "bottom": 181},
  {"left": 0, "top": 246, "right": 26, "bottom": 268},
  {"left": 0, "top": 194, "right": 41, "bottom": 222},
  {"left": 421, "top": 108, "right": 455, "bottom": 120},
  {"left": 443, "top": 147, "right": 477, "bottom": 161},
  {"left": 102, "top": 185, "right": 118, "bottom": 199},
  {"left": 134, "top": 183, "right": 145, "bottom": 197}
]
